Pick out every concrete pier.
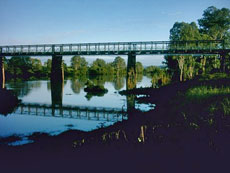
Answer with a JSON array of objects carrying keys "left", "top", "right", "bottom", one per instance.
[{"left": 51, "top": 55, "right": 64, "bottom": 83}]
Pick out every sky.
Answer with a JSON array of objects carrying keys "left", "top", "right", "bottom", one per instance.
[{"left": 0, "top": 0, "right": 229, "bottom": 66}]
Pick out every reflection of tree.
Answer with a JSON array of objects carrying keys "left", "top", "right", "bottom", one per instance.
[
  {"left": 85, "top": 91, "right": 107, "bottom": 101},
  {"left": 136, "top": 73, "right": 143, "bottom": 83},
  {"left": 113, "top": 76, "right": 125, "bottom": 90},
  {"left": 127, "top": 68, "right": 136, "bottom": 90},
  {"left": 71, "top": 76, "right": 87, "bottom": 94},
  {"left": 47, "top": 81, "right": 51, "bottom": 91},
  {"left": 89, "top": 75, "right": 114, "bottom": 86},
  {"left": 6, "top": 80, "right": 41, "bottom": 97}
]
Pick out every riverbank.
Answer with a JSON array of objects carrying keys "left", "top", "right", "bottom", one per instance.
[{"left": 1, "top": 73, "right": 230, "bottom": 172}]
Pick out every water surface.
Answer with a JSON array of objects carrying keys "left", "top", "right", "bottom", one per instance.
[{"left": 0, "top": 75, "right": 153, "bottom": 144}]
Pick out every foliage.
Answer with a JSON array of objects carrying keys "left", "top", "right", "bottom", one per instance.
[
  {"left": 71, "top": 56, "right": 88, "bottom": 76},
  {"left": 112, "top": 56, "right": 126, "bottom": 75},
  {"left": 144, "top": 66, "right": 171, "bottom": 88},
  {"left": 198, "top": 6, "right": 230, "bottom": 40},
  {"left": 84, "top": 80, "right": 108, "bottom": 100},
  {"left": 164, "top": 6, "right": 230, "bottom": 81},
  {"left": 5, "top": 56, "right": 45, "bottom": 79}
]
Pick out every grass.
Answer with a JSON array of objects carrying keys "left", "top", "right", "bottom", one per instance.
[{"left": 186, "top": 86, "right": 230, "bottom": 100}]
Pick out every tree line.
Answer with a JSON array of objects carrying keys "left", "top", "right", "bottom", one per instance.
[{"left": 4, "top": 56, "right": 146, "bottom": 79}]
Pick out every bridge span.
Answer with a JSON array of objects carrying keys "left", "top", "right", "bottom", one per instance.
[{"left": 0, "top": 40, "right": 229, "bottom": 89}]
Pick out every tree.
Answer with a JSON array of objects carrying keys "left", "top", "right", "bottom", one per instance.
[
  {"left": 30, "top": 58, "right": 43, "bottom": 76},
  {"left": 7, "top": 56, "right": 33, "bottom": 78},
  {"left": 166, "top": 22, "right": 201, "bottom": 81},
  {"left": 89, "top": 58, "right": 108, "bottom": 75},
  {"left": 198, "top": 6, "right": 230, "bottom": 40},
  {"left": 43, "top": 59, "right": 52, "bottom": 76},
  {"left": 198, "top": 6, "right": 230, "bottom": 72},
  {"left": 170, "top": 22, "right": 201, "bottom": 41},
  {"left": 112, "top": 56, "right": 126, "bottom": 75},
  {"left": 71, "top": 56, "right": 88, "bottom": 76}
]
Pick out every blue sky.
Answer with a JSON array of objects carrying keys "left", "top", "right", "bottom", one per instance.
[{"left": 0, "top": 0, "right": 229, "bottom": 66}]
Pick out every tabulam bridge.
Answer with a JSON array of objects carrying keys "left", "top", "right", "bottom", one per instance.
[
  {"left": 0, "top": 40, "right": 229, "bottom": 88},
  {"left": 14, "top": 103, "right": 128, "bottom": 123}
]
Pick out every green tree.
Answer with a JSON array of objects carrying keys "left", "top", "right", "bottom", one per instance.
[
  {"left": 43, "top": 59, "right": 52, "bottom": 76},
  {"left": 71, "top": 56, "right": 88, "bottom": 76},
  {"left": 30, "top": 58, "right": 43, "bottom": 76},
  {"left": 198, "top": 6, "right": 230, "bottom": 72},
  {"left": 7, "top": 56, "right": 33, "bottom": 78},
  {"left": 89, "top": 58, "right": 108, "bottom": 75},
  {"left": 198, "top": 6, "right": 230, "bottom": 40},
  {"left": 112, "top": 56, "right": 126, "bottom": 75},
  {"left": 170, "top": 22, "right": 201, "bottom": 41},
  {"left": 165, "top": 22, "right": 202, "bottom": 81}
]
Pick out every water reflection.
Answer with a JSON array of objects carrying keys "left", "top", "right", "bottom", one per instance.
[
  {"left": 6, "top": 79, "right": 42, "bottom": 97},
  {"left": 71, "top": 77, "right": 87, "bottom": 94},
  {"left": 15, "top": 103, "right": 127, "bottom": 122},
  {"left": 51, "top": 80, "right": 64, "bottom": 107},
  {"left": 113, "top": 76, "right": 125, "bottom": 90},
  {"left": 1, "top": 75, "right": 153, "bottom": 145}
]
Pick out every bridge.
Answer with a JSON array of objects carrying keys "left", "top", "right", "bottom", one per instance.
[
  {"left": 0, "top": 40, "right": 229, "bottom": 89},
  {"left": 14, "top": 103, "right": 128, "bottom": 123}
]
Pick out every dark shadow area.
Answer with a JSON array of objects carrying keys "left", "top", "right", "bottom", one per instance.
[{"left": 0, "top": 88, "right": 20, "bottom": 115}]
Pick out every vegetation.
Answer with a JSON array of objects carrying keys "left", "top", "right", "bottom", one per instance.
[
  {"left": 144, "top": 66, "right": 171, "bottom": 87},
  {"left": 84, "top": 80, "right": 108, "bottom": 100},
  {"left": 164, "top": 6, "right": 230, "bottom": 82},
  {"left": 4, "top": 56, "right": 130, "bottom": 80}
]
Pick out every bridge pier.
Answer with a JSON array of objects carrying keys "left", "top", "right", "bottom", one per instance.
[
  {"left": 51, "top": 55, "right": 64, "bottom": 83},
  {"left": 0, "top": 56, "right": 5, "bottom": 89},
  {"left": 127, "top": 52, "right": 136, "bottom": 90}
]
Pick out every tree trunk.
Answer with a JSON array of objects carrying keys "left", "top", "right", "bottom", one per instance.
[{"left": 177, "top": 56, "right": 185, "bottom": 82}]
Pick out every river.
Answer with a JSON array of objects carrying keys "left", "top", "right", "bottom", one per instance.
[{"left": 0, "top": 75, "right": 154, "bottom": 145}]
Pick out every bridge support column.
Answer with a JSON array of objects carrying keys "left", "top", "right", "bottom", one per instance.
[
  {"left": 51, "top": 55, "right": 64, "bottom": 83},
  {"left": 127, "top": 52, "right": 136, "bottom": 90},
  {"left": 0, "top": 56, "right": 5, "bottom": 89}
]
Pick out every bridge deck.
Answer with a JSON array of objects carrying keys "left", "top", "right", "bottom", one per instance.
[{"left": 0, "top": 40, "right": 228, "bottom": 56}]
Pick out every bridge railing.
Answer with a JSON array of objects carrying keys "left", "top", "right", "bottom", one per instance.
[{"left": 0, "top": 40, "right": 225, "bottom": 55}]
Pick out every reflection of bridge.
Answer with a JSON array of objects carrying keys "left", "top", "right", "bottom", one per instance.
[{"left": 14, "top": 103, "right": 128, "bottom": 123}]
